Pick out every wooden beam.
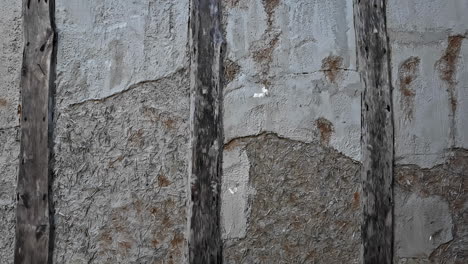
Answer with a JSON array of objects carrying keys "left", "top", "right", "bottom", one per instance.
[
  {"left": 188, "top": 0, "right": 224, "bottom": 263},
  {"left": 354, "top": 1, "right": 394, "bottom": 263},
  {"left": 14, "top": 0, "right": 55, "bottom": 263}
]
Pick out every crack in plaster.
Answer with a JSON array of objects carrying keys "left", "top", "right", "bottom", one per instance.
[{"left": 67, "top": 68, "right": 187, "bottom": 108}]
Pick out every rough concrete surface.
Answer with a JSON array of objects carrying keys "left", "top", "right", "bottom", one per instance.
[
  {"left": 223, "top": 134, "right": 361, "bottom": 263},
  {"left": 0, "top": 1, "right": 22, "bottom": 263},
  {"left": 394, "top": 149, "right": 468, "bottom": 263},
  {"left": 52, "top": 70, "right": 190, "bottom": 263},
  {"left": 0, "top": 128, "right": 20, "bottom": 264}
]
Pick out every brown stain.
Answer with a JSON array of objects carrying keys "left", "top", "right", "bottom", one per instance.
[
  {"left": 99, "top": 231, "right": 113, "bottom": 246},
  {"left": 163, "top": 118, "right": 176, "bottom": 129},
  {"left": 108, "top": 156, "right": 124, "bottom": 168},
  {"left": 262, "top": 0, "right": 280, "bottom": 27},
  {"left": 225, "top": 0, "right": 241, "bottom": 8},
  {"left": 352, "top": 192, "right": 360, "bottom": 209},
  {"left": 224, "top": 59, "right": 241, "bottom": 83},
  {"left": 398, "top": 56, "right": 420, "bottom": 120},
  {"left": 321, "top": 55, "right": 343, "bottom": 83},
  {"left": 334, "top": 220, "right": 350, "bottom": 229},
  {"left": 128, "top": 129, "right": 145, "bottom": 148},
  {"left": 0, "top": 98, "right": 8, "bottom": 107},
  {"left": 118, "top": 241, "right": 132, "bottom": 254},
  {"left": 281, "top": 242, "right": 296, "bottom": 255},
  {"left": 436, "top": 35, "right": 464, "bottom": 113},
  {"left": 305, "top": 250, "right": 317, "bottom": 261},
  {"left": 158, "top": 174, "right": 171, "bottom": 187},
  {"left": 224, "top": 139, "right": 242, "bottom": 151},
  {"left": 253, "top": 34, "right": 279, "bottom": 65},
  {"left": 149, "top": 207, "right": 159, "bottom": 215},
  {"left": 151, "top": 239, "right": 159, "bottom": 248},
  {"left": 143, "top": 106, "right": 160, "bottom": 123},
  {"left": 315, "top": 118, "right": 334, "bottom": 145},
  {"left": 162, "top": 215, "right": 172, "bottom": 228},
  {"left": 170, "top": 232, "right": 184, "bottom": 248}
]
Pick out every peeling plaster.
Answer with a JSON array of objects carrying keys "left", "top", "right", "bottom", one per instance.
[{"left": 223, "top": 0, "right": 361, "bottom": 161}]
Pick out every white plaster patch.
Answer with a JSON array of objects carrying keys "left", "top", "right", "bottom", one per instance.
[
  {"left": 253, "top": 86, "right": 269, "bottom": 98},
  {"left": 395, "top": 189, "right": 453, "bottom": 258},
  {"left": 221, "top": 145, "right": 251, "bottom": 239}
]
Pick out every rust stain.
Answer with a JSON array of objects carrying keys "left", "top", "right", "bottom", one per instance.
[
  {"left": 163, "top": 118, "right": 176, "bottom": 129},
  {"left": 225, "top": 0, "right": 241, "bottom": 8},
  {"left": 435, "top": 35, "right": 464, "bottom": 113},
  {"left": 398, "top": 56, "right": 420, "bottom": 120},
  {"left": 224, "top": 139, "right": 242, "bottom": 151},
  {"left": 128, "top": 128, "right": 145, "bottom": 148},
  {"left": 321, "top": 55, "right": 343, "bottom": 83},
  {"left": 151, "top": 239, "right": 159, "bottom": 248},
  {"left": 158, "top": 174, "right": 171, "bottom": 187},
  {"left": 99, "top": 231, "right": 113, "bottom": 246},
  {"left": 143, "top": 106, "right": 160, "bottom": 123},
  {"left": 149, "top": 207, "right": 159, "bottom": 215},
  {"left": 352, "top": 192, "right": 360, "bottom": 209},
  {"left": 262, "top": 0, "right": 280, "bottom": 27},
  {"left": 281, "top": 242, "right": 296, "bottom": 255},
  {"left": 118, "top": 241, "right": 132, "bottom": 254},
  {"left": 170, "top": 232, "right": 184, "bottom": 248},
  {"left": 315, "top": 118, "right": 334, "bottom": 145},
  {"left": 108, "top": 156, "right": 124, "bottom": 168},
  {"left": 253, "top": 34, "right": 279, "bottom": 65},
  {"left": 162, "top": 215, "right": 172, "bottom": 228},
  {"left": 0, "top": 98, "right": 8, "bottom": 107},
  {"left": 224, "top": 59, "right": 241, "bottom": 83}
]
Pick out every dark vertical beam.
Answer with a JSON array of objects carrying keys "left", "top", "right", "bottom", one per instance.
[
  {"left": 15, "top": 0, "right": 55, "bottom": 263},
  {"left": 188, "top": 0, "right": 224, "bottom": 263},
  {"left": 354, "top": 1, "right": 394, "bottom": 263}
]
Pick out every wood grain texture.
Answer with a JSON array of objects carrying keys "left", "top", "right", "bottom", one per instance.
[
  {"left": 188, "top": 0, "right": 224, "bottom": 263},
  {"left": 353, "top": 1, "right": 394, "bottom": 263},
  {"left": 14, "top": 0, "right": 55, "bottom": 263}
]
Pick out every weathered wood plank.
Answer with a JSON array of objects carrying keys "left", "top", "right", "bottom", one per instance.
[
  {"left": 188, "top": 0, "right": 224, "bottom": 263},
  {"left": 14, "top": 0, "right": 55, "bottom": 263},
  {"left": 353, "top": 1, "right": 394, "bottom": 263}
]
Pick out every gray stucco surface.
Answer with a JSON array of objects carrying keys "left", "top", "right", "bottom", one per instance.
[
  {"left": 0, "top": 1, "right": 22, "bottom": 263},
  {"left": 51, "top": 1, "right": 191, "bottom": 263},
  {"left": 0, "top": 0, "right": 467, "bottom": 263}
]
